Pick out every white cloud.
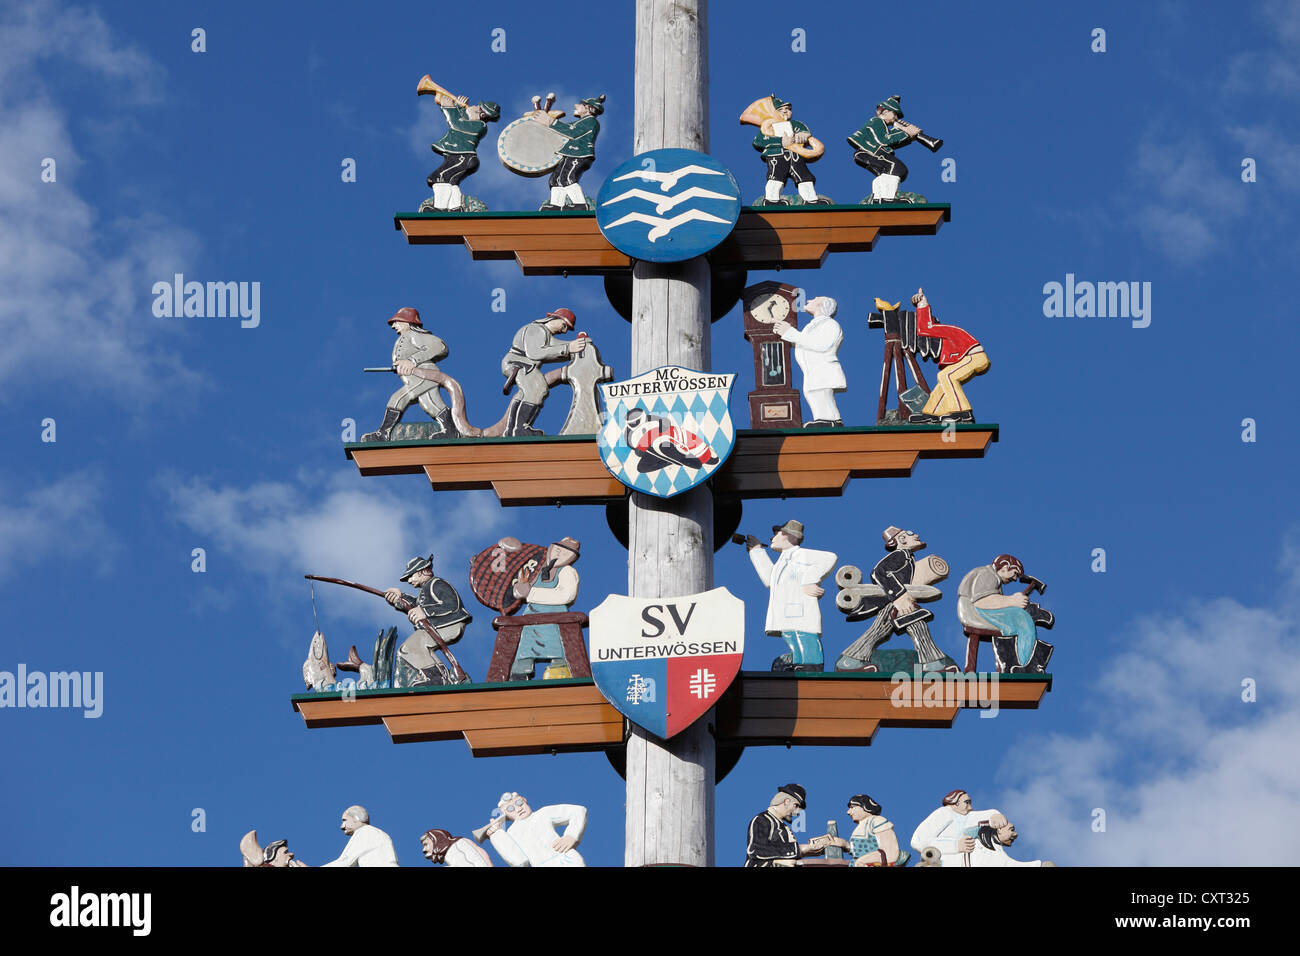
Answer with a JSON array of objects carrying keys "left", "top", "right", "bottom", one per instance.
[
  {"left": 0, "top": 0, "right": 200, "bottom": 400},
  {"left": 161, "top": 471, "right": 508, "bottom": 626},
  {"left": 0, "top": 471, "right": 114, "bottom": 577},
  {"left": 996, "top": 534, "right": 1300, "bottom": 865}
]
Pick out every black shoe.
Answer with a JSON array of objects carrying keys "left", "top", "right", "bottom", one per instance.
[
  {"left": 805, "top": 197, "right": 834, "bottom": 205},
  {"left": 829, "top": 419, "right": 844, "bottom": 428},
  {"left": 835, "top": 656, "right": 879, "bottom": 673},
  {"left": 539, "top": 202, "right": 562, "bottom": 211},
  {"left": 1011, "top": 640, "right": 1054, "bottom": 674},
  {"left": 771, "top": 654, "right": 795, "bottom": 673},
  {"left": 514, "top": 401, "right": 544, "bottom": 437},
  {"left": 434, "top": 408, "right": 461, "bottom": 439},
  {"left": 991, "top": 636, "right": 1019, "bottom": 673},
  {"left": 940, "top": 410, "right": 974, "bottom": 423},
  {"left": 361, "top": 406, "right": 403, "bottom": 442},
  {"left": 792, "top": 663, "right": 824, "bottom": 673},
  {"left": 908, "top": 413, "right": 941, "bottom": 424}
]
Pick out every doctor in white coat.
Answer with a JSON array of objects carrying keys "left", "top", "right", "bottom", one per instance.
[
  {"left": 746, "top": 519, "right": 838, "bottom": 671},
  {"left": 773, "top": 295, "right": 846, "bottom": 427}
]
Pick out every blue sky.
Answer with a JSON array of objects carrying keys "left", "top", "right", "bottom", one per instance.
[{"left": 2, "top": 0, "right": 1298, "bottom": 867}]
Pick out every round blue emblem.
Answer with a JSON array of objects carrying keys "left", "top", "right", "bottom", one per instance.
[{"left": 595, "top": 148, "right": 741, "bottom": 263}]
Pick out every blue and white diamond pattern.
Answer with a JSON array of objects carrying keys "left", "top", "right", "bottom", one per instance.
[{"left": 596, "top": 368, "right": 736, "bottom": 499}]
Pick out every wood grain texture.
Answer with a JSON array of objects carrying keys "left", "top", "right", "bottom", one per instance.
[
  {"left": 624, "top": 0, "right": 716, "bottom": 870},
  {"left": 347, "top": 427, "right": 996, "bottom": 504},
  {"left": 393, "top": 208, "right": 946, "bottom": 275}
]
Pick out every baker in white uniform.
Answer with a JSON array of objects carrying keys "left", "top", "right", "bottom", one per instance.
[
  {"left": 772, "top": 295, "right": 846, "bottom": 427},
  {"left": 745, "top": 519, "right": 837, "bottom": 672},
  {"left": 322, "top": 805, "right": 399, "bottom": 867},
  {"left": 484, "top": 792, "right": 586, "bottom": 867}
]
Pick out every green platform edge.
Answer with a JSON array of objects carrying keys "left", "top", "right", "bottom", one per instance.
[
  {"left": 393, "top": 203, "right": 952, "bottom": 226},
  {"left": 292, "top": 668, "right": 1049, "bottom": 706},
  {"left": 344, "top": 422, "right": 999, "bottom": 457}
]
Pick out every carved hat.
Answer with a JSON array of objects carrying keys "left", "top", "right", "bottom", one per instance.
[
  {"left": 545, "top": 307, "right": 576, "bottom": 329},
  {"left": 399, "top": 554, "right": 435, "bottom": 581},
  {"left": 771, "top": 519, "right": 804, "bottom": 543},
  {"left": 478, "top": 101, "right": 502, "bottom": 121},
  {"left": 876, "top": 95, "right": 904, "bottom": 118},
  {"left": 993, "top": 554, "right": 1024, "bottom": 576},
  {"left": 778, "top": 783, "right": 807, "bottom": 809},
  {"left": 771, "top": 95, "right": 790, "bottom": 111},
  {"left": 261, "top": 839, "right": 290, "bottom": 864},
  {"left": 882, "top": 526, "right": 914, "bottom": 549},
  {"left": 388, "top": 306, "right": 423, "bottom": 328},
  {"left": 578, "top": 94, "right": 606, "bottom": 115},
  {"left": 551, "top": 536, "right": 581, "bottom": 557}
]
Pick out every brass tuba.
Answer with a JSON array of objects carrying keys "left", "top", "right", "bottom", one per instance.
[{"left": 739, "top": 95, "right": 825, "bottom": 160}]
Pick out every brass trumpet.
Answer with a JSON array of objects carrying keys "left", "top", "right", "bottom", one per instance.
[{"left": 416, "top": 74, "right": 459, "bottom": 103}]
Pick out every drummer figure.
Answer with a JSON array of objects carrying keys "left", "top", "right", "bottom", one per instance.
[{"left": 538, "top": 94, "right": 605, "bottom": 210}]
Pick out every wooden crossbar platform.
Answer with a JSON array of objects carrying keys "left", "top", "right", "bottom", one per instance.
[
  {"left": 394, "top": 204, "right": 951, "bottom": 275},
  {"left": 345, "top": 424, "right": 997, "bottom": 506},
  {"left": 291, "top": 670, "right": 1047, "bottom": 756}
]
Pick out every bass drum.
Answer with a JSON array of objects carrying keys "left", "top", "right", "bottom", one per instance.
[{"left": 496, "top": 117, "right": 567, "bottom": 176}]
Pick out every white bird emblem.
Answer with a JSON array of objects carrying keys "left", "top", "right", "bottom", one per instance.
[
  {"left": 611, "top": 164, "right": 727, "bottom": 192},
  {"left": 602, "top": 209, "right": 732, "bottom": 242},
  {"left": 601, "top": 186, "right": 737, "bottom": 216}
]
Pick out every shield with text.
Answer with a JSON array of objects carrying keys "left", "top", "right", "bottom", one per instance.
[
  {"left": 596, "top": 366, "right": 736, "bottom": 498},
  {"left": 589, "top": 588, "right": 745, "bottom": 739}
]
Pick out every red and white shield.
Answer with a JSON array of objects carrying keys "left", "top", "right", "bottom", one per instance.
[{"left": 588, "top": 588, "right": 745, "bottom": 739}]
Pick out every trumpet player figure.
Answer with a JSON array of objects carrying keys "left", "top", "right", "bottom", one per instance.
[
  {"left": 748, "top": 96, "right": 831, "bottom": 206},
  {"left": 419, "top": 76, "right": 500, "bottom": 212},
  {"left": 848, "top": 95, "right": 928, "bottom": 204}
]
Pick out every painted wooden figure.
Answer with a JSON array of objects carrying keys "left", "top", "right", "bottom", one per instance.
[
  {"left": 909, "top": 790, "right": 1052, "bottom": 867},
  {"left": 505, "top": 536, "right": 582, "bottom": 680},
  {"left": 322, "top": 805, "right": 400, "bottom": 867},
  {"left": 906, "top": 288, "right": 989, "bottom": 424},
  {"left": 360, "top": 307, "right": 460, "bottom": 441},
  {"left": 834, "top": 526, "right": 957, "bottom": 673},
  {"left": 743, "top": 520, "right": 837, "bottom": 672},
  {"left": 833, "top": 794, "right": 911, "bottom": 867},
  {"left": 333, "top": 644, "right": 375, "bottom": 684},
  {"left": 739, "top": 96, "right": 831, "bottom": 205},
  {"left": 744, "top": 783, "right": 834, "bottom": 866},
  {"left": 240, "top": 830, "right": 306, "bottom": 867},
  {"left": 384, "top": 555, "right": 472, "bottom": 688},
  {"left": 956, "top": 554, "right": 1055, "bottom": 673},
  {"left": 741, "top": 281, "right": 803, "bottom": 429},
  {"left": 302, "top": 631, "right": 336, "bottom": 691},
  {"left": 866, "top": 296, "right": 934, "bottom": 425},
  {"left": 847, "top": 94, "right": 940, "bottom": 204},
  {"left": 417, "top": 75, "right": 500, "bottom": 212},
  {"left": 420, "top": 828, "right": 493, "bottom": 867},
  {"left": 541, "top": 95, "right": 606, "bottom": 210},
  {"left": 500, "top": 308, "right": 588, "bottom": 437},
  {"left": 476, "top": 791, "right": 587, "bottom": 867},
  {"left": 772, "top": 294, "right": 846, "bottom": 427}
]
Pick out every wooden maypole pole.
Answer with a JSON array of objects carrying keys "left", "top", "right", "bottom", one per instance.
[{"left": 624, "top": 0, "right": 715, "bottom": 867}]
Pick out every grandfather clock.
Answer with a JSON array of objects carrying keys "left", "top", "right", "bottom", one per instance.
[{"left": 741, "top": 281, "right": 804, "bottom": 429}]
